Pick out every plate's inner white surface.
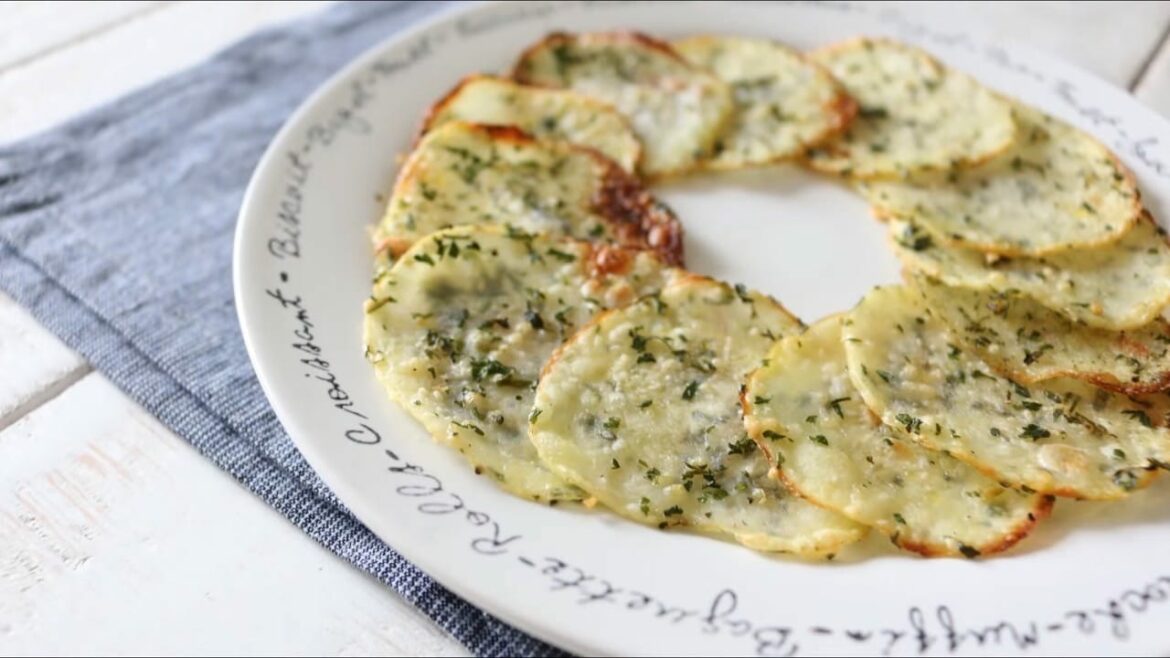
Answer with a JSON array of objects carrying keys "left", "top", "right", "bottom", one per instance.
[{"left": 659, "top": 168, "right": 896, "bottom": 322}]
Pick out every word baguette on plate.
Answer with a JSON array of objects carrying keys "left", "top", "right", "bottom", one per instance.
[
  {"left": 512, "top": 31, "right": 735, "bottom": 178},
  {"left": 889, "top": 215, "right": 1170, "bottom": 330},
  {"left": 530, "top": 276, "right": 866, "bottom": 556},
  {"left": 417, "top": 74, "right": 641, "bottom": 172},
  {"left": 806, "top": 37, "right": 1016, "bottom": 180},
  {"left": 364, "top": 225, "right": 682, "bottom": 502},
  {"left": 914, "top": 274, "right": 1170, "bottom": 395},
  {"left": 862, "top": 104, "right": 1143, "bottom": 256},
  {"left": 673, "top": 35, "right": 856, "bottom": 170},
  {"left": 373, "top": 121, "right": 684, "bottom": 265},
  {"left": 843, "top": 284, "right": 1170, "bottom": 501},
  {"left": 744, "top": 316, "right": 1053, "bottom": 558}
]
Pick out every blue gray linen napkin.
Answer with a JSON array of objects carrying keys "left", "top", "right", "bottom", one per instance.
[{"left": 0, "top": 2, "right": 562, "bottom": 655}]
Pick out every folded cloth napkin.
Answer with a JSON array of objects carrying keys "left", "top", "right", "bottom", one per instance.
[{"left": 0, "top": 2, "right": 562, "bottom": 655}]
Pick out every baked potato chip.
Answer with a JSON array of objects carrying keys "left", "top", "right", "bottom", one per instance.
[
  {"left": 419, "top": 74, "right": 640, "bottom": 172},
  {"left": 513, "top": 32, "right": 734, "bottom": 177},
  {"left": 888, "top": 215, "right": 1170, "bottom": 330},
  {"left": 530, "top": 276, "right": 865, "bottom": 555},
  {"left": 674, "top": 35, "right": 855, "bottom": 170},
  {"left": 807, "top": 38, "right": 1015, "bottom": 179},
  {"left": 863, "top": 105, "right": 1141, "bottom": 255},
  {"left": 375, "top": 121, "right": 684, "bottom": 264},
  {"left": 745, "top": 316, "right": 1053, "bottom": 557},
  {"left": 364, "top": 226, "right": 679, "bottom": 502},
  {"left": 843, "top": 284, "right": 1170, "bottom": 500},
  {"left": 914, "top": 275, "right": 1170, "bottom": 394}
]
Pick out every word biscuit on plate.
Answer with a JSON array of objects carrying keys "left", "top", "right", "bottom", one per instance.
[
  {"left": 672, "top": 35, "right": 856, "bottom": 170},
  {"left": 364, "top": 225, "right": 681, "bottom": 502},
  {"left": 807, "top": 37, "right": 1015, "bottom": 180},
  {"left": 374, "top": 121, "right": 684, "bottom": 265},
  {"left": 744, "top": 316, "right": 1053, "bottom": 558},
  {"left": 888, "top": 215, "right": 1170, "bottom": 330},
  {"left": 914, "top": 275, "right": 1170, "bottom": 395},
  {"left": 530, "top": 275, "right": 866, "bottom": 556},
  {"left": 862, "top": 104, "right": 1142, "bottom": 256},
  {"left": 512, "top": 32, "right": 734, "bottom": 178},
  {"left": 418, "top": 74, "right": 641, "bottom": 172},
  {"left": 843, "top": 284, "right": 1170, "bottom": 500}
]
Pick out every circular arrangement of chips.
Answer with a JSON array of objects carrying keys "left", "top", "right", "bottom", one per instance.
[{"left": 364, "top": 32, "right": 1170, "bottom": 560}]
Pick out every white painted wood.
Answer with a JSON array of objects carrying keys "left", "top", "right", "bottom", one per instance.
[
  {"left": 876, "top": 1, "right": 1170, "bottom": 88},
  {"left": 0, "top": 1, "right": 1166, "bottom": 655},
  {"left": 0, "top": 373, "right": 469, "bottom": 657},
  {"left": 0, "top": 291, "right": 87, "bottom": 432},
  {"left": 0, "top": 1, "right": 333, "bottom": 143},
  {"left": 0, "top": 1, "right": 165, "bottom": 71},
  {"left": 0, "top": 2, "right": 464, "bottom": 655},
  {"left": 1136, "top": 36, "right": 1170, "bottom": 117}
]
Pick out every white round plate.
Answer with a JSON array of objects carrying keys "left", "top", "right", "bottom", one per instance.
[{"left": 235, "top": 2, "right": 1170, "bottom": 655}]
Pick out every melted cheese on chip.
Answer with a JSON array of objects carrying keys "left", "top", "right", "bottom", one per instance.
[
  {"left": 843, "top": 285, "right": 1170, "bottom": 500},
  {"left": 513, "top": 32, "right": 734, "bottom": 177},
  {"left": 808, "top": 38, "right": 1015, "bottom": 179},
  {"left": 375, "top": 121, "right": 684, "bottom": 264},
  {"left": 889, "top": 216, "right": 1170, "bottom": 330},
  {"left": 364, "top": 226, "right": 679, "bottom": 501},
  {"left": 745, "top": 316, "right": 1052, "bottom": 557},
  {"left": 530, "top": 276, "right": 865, "bottom": 555},
  {"left": 420, "top": 75, "right": 641, "bottom": 172},
  {"left": 863, "top": 105, "right": 1141, "bottom": 255},
  {"left": 914, "top": 275, "right": 1170, "bottom": 394},
  {"left": 673, "top": 35, "right": 854, "bottom": 170}
]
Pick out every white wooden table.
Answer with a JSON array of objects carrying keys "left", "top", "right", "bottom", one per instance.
[{"left": 1, "top": 2, "right": 1169, "bottom": 655}]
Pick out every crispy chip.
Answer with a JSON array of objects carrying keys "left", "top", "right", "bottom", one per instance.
[
  {"left": 673, "top": 35, "right": 855, "bottom": 169},
  {"left": 374, "top": 122, "right": 684, "bottom": 264},
  {"left": 531, "top": 276, "right": 865, "bottom": 555},
  {"left": 807, "top": 38, "right": 1015, "bottom": 179},
  {"left": 843, "top": 284, "right": 1170, "bottom": 500},
  {"left": 745, "top": 316, "right": 1052, "bottom": 557},
  {"left": 419, "top": 74, "right": 641, "bottom": 171},
  {"left": 863, "top": 105, "right": 1141, "bottom": 255},
  {"left": 364, "top": 226, "right": 680, "bottom": 502},
  {"left": 913, "top": 275, "right": 1170, "bottom": 394},
  {"left": 888, "top": 215, "right": 1170, "bottom": 330},
  {"left": 512, "top": 32, "right": 734, "bottom": 178}
]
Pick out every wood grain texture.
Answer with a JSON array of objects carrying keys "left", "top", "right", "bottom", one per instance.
[
  {"left": 1136, "top": 36, "right": 1170, "bottom": 117},
  {"left": 0, "top": 292, "right": 87, "bottom": 432},
  {"left": 0, "top": 0, "right": 333, "bottom": 143},
  {"left": 0, "top": 3, "right": 467, "bottom": 655},
  {"left": 875, "top": 1, "right": 1170, "bottom": 88},
  {"left": 0, "top": 1, "right": 166, "bottom": 72},
  {"left": 0, "top": 373, "right": 468, "bottom": 657}
]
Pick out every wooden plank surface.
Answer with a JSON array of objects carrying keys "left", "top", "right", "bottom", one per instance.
[
  {"left": 0, "top": 293, "right": 87, "bottom": 433},
  {"left": 0, "top": 373, "right": 468, "bottom": 656},
  {"left": 0, "top": 1, "right": 333, "bottom": 143},
  {"left": 901, "top": 1, "right": 1170, "bottom": 87},
  {"left": 0, "top": 1, "right": 1168, "bottom": 655},
  {"left": 1137, "top": 36, "right": 1170, "bottom": 118},
  {"left": 0, "top": 1, "right": 166, "bottom": 72}
]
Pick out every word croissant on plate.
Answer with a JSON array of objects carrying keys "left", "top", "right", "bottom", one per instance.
[{"left": 362, "top": 31, "right": 1170, "bottom": 560}]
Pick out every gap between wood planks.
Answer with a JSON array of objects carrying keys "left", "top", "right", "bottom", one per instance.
[
  {"left": 1130, "top": 20, "right": 1170, "bottom": 90},
  {"left": 0, "top": 2, "right": 173, "bottom": 76},
  {"left": 0, "top": 362, "right": 91, "bottom": 435}
]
